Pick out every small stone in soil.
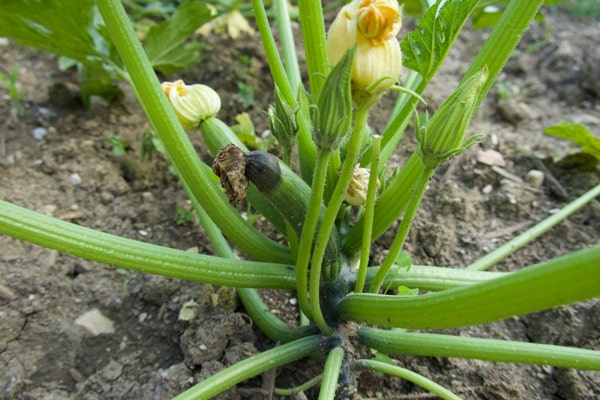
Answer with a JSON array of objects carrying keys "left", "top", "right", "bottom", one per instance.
[
  {"left": 525, "top": 169, "right": 545, "bottom": 188},
  {"left": 69, "top": 172, "right": 82, "bottom": 185},
  {"left": 75, "top": 309, "right": 115, "bottom": 336}
]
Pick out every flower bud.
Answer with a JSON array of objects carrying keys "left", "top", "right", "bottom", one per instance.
[
  {"left": 313, "top": 47, "right": 355, "bottom": 153},
  {"left": 327, "top": 0, "right": 402, "bottom": 106},
  {"left": 268, "top": 87, "right": 297, "bottom": 155},
  {"left": 345, "top": 165, "right": 380, "bottom": 206},
  {"left": 162, "top": 80, "right": 221, "bottom": 130},
  {"left": 418, "top": 68, "right": 489, "bottom": 169}
]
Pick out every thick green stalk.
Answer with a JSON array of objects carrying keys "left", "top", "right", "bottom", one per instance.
[
  {"left": 464, "top": 0, "right": 544, "bottom": 105},
  {"left": 359, "top": 328, "right": 600, "bottom": 371},
  {"left": 319, "top": 347, "right": 345, "bottom": 400},
  {"left": 274, "top": 0, "right": 301, "bottom": 90},
  {"left": 237, "top": 288, "right": 319, "bottom": 343},
  {"left": 251, "top": 0, "right": 316, "bottom": 179},
  {"left": 369, "top": 166, "right": 434, "bottom": 293},
  {"left": 309, "top": 107, "right": 371, "bottom": 333},
  {"left": 96, "top": 0, "right": 291, "bottom": 263},
  {"left": 467, "top": 183, "right": 600, "bottom": 271},
  {"left": 343, "top": 153, "right": 421, "bottom": 255},
  {"left": 297, "top": 0, "right": 329, "bottom": 98},
  {"left": 369, "top": 265, "right": 503, "bottom": 292},
  {"left": 356, "top": 359, "right": 461, "bottom": 400},
  {"left": 0, "top": 201, "right": 296, "bottom": 289},
  {"left": 339, "top": 245, "right": 600, "bottom": 328},
  {"left": 296, "top": 151, "right": 332, "bottom": 326},
  {"left": 355, "top": 135, "right": 382, "bottom": 293},
  {"left": 183, "top": 179, "right": 316, "bottom": 343},
  {"left": 173, "top": 335, "right": 328, "bottom": 400}
]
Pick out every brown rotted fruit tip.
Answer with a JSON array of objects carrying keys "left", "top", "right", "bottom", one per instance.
[{"left": 212, "top": 144, "right": 248, "bottom": 204}]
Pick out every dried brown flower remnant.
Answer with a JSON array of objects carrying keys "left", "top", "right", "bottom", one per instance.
[{"left": 212, "top": 144, "right": 248, "bottom": 204}]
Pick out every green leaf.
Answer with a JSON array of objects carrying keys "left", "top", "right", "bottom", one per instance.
[
  {"left": 544, "top": 122, "right": 600, "bottom": 160},
  {"left": 0, "top": 0, "right": 105, "bottom": 66},
  {"left": 145, "top": 1, "right": 214, "bottom": 73},
  {"left": 401, "top": 0, "right": 479, "bottom": 82}
]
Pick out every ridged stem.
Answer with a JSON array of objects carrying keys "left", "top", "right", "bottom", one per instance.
[
  {"left": 0, "top": 201, "right": 296, "bottom": 289},
  {"left": 339, "top": 245, "right": 600, "bottom": 329},
  {"left": 173, "top": 335, "right": 329, "bottom": 400},
  {"left": 359, "top": 328, "right": 600, "bottom": 371},
  {"left": 96, "top": 0, "right": 291, "bottom": 263}
]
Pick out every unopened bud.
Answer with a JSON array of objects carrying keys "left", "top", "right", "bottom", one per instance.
[
  {"left": 418, "top": 68, "right": 489, "bottom": 169},
  {"left": 313, "top": 47, "right": 355, "bottom": 153},
  {"left": 345, "top": 165, "right": 379, "bottom": 206},
  {"left": 268, "top": 87, "right": 297, "bottom": 153},
  {"left": 162, "top": 80, "right": 221, "bottom": 130}
]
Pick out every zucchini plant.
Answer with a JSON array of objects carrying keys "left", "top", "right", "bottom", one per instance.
[{"left": 0, "top": 0, "right": 598, "bottom": 398}]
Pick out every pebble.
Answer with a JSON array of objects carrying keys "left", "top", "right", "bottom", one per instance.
[
  {"left": 0, "top": 284, "right": 17, "bottom": 301},
  {"left": 476, "top": 149, "right": 506, "bottom": 167},
  {"left": 525, "top": 169, "right": 545, "bottom": 188},
  {"left": 75, "top": 309, "right": 115, "bottom": 336},
  {"left": 69, "top": 172, "right": 82, "bottom": 185},
  {"left": 32, "top": 127, "right": 48, "bottom": 140},
  {"left": 482, "top": 184, "right": 493, "bottom": 194}
]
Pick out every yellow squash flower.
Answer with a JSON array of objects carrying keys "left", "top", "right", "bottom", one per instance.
[
  {"left": 327, "top": 0, "right": 402, "bottom": 105},
  {"left": 161, "top": 80, "right": 221, "bottom": 130}
]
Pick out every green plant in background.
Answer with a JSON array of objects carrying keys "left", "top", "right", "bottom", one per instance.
[
  {"left": 0, "top": 0, "right": 599, "bottom": 399},
  {"left": 0, "top": 65, "right": 24, "bottom": 118},
  {"left": 107, "top": 133, "right": 129, "bottom": 156},
  {"left": 0, "top": 0, "right": 216, "bottom": 105}
]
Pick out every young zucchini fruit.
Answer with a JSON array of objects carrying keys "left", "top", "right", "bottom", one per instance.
[{"left": 245, "top": 150, "right": 341, "bottom": 273}]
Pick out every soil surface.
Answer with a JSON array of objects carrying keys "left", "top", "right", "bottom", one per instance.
[{"left": 1, "top": 8, "right": 599, "bottom": 400}]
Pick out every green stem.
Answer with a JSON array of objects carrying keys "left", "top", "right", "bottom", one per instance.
[
  {"left": 97, "top": 0, "right": 291, "bottom": 263},
  {"left": 0, "top": 200, "right": 296, "bottom": 289},
  {"left": 297, "top": 0, "right": 329, "bottom": 98},
  {"left": 339, "top": 245, "right": 600, "bottom": 329},
  {"left": 359, "top": 70, "right": 424, "bottom": 169},
  {"left": 274, "top": 0, "right": 301, "bottom": 90},
  {"left": 183, "top": 178, "right": 315, "bottom": 343},
  {"left": 237, "top": 288, "right": 319, "bottom": 343},
  {"left": 369, "top": 265, "right": 503, "bottom": 292},
  {"left": 319, "top": 347, "right": 345, "bottom": 400},
  {"left": 173, "top": 335, "right": 329, "bottom": 400},
  {"left": 356, "top": 359, "right": 461, "bottom": 400},
  {"left": 359, "top": 328, "right": 600, "bottom": 371},
  {"left": 462, "top": 0, "right": 544, "bottom": 104},
  {"left": 343, "top": 152, "right": 422, "bottom": 255},
  {"left": 296, "top": 151, "right": 332, "bottom": 324},
  {"left": 251, "top": 0, "right": 316, "bottom": 180},
  {"left": 355, "top": 135, "right": 381, "bottom": 293},
  {"left": 274, "top": 375, "right": 322, "bottom": 395},
  {"left": 308, "top": 107, "right": 371, "bottom": 333},
  {"left": 467, "top": 183, "right": 600, "bottom": 271},
  {"left": 369, "top": 165, "right": 433, "bottom": 293}
]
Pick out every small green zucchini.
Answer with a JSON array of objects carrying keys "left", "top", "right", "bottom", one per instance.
[{"left": 245, "top": 151, "right": 341, "bottom": 269}]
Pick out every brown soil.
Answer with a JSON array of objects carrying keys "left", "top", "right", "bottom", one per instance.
[{"left": 1, "top": 9, "right": 599, "bottom": 400}]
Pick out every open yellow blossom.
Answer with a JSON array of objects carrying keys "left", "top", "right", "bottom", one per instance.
[{"left": 161, "top": 80, "right": 221, "bottom": 130}]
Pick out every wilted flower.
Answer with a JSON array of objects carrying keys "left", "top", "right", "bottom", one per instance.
[
  {"left": 327, "top": 0, "right": 402, "bottom": 106},
  {"left": 345, "top": 165, "right": 380, "bottom": 206},
  {"left": 161, "top": 80, "right": 221, "bottom": 130}
]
